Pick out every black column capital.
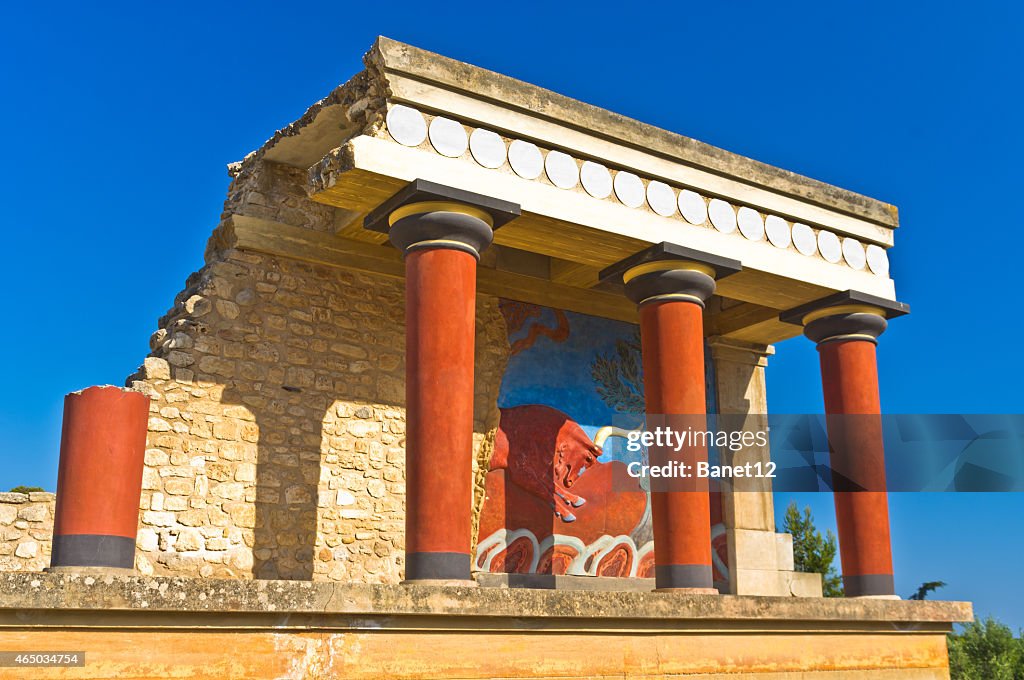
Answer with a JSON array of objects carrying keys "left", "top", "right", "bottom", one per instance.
[
  {"left": 599, "top": 242, "right": 741, "bottom": 308},
  {"left": 780, "top": 290, "right": 909, "bottom": 346},
  {"left": 364, "top": 179, "right": 520, "bottom": 259}
]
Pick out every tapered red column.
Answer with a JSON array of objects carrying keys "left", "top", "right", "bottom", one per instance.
[
  {"left": 602, "top": 243, "right": 740, "bottom": 592},
  {"left": 51, "top": 386, "right": 150, "bottom": 570},
  {"left": 641, "top": 288, "right": 715, "bottom": 591},
  {"left": 403, "top": 245, "right": 477, "bottom": 581},
  {"left": 365, "top": 180, "right": 519, "bottom": 583},
  {"left": 782, "top": 291, "right": 909, "bottom": 598}
]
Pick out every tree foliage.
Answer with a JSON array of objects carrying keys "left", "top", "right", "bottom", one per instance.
[
  {"left": 909, "top": 580, "right": 947, "bottom": 600},
  {"left": 8, "top": 486, "right": 44, "bottom": 493},
  {"left": 781, "top": 502, "right": 843, "bottom": 597},
  {"left": 948, "top": 617, "right": 1024, "bottom": 679}
]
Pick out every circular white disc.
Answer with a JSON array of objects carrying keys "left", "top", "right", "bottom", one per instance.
[
  {"left": 765, "top": 215, "right": 791, "bottom": 249},
  {"left": 469, "top": 129, "right": 506, "bottom": 169},
  {"left": 613, "top": 172, "right": 645, "bottom": 208},
  {"left": 386, "top": 105, "right": 427, "bottom": 147},
  {"left": 678, "top": 190, "right": 707, "bottom": 225},
  {"left": 647, "top": 181, "right": 676, "bottom": 217},
  {"left": 428, "top": 116, "right": 467, "bottom": 157},
  {"left": 545, "top": 150, "right": 579, "bottom": 189},
  {"left": 708, "top": 199, "right": 737, "bottom": 233},
  {"left": 737, "top": 207, "right": 765, "bottom": 241},
  {"left": 792, "top": 223, "right": 817, "bottom": 256},
  {"left": 508, "top": 140, "right": 544, "bottom": 179},
  {"left": 842, "top": 237, "right": 866, "bottom": 270},
  {"left": 580, "top": 161, "right": 612, "bottom": 199},
  {"left": 866, "top": 244, "right": 890, "bottom": 276},
  {"left": 818, "top": 230, "right": 842, "bottom": 263}
]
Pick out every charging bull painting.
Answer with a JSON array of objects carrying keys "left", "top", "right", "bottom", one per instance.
[{"left": 475, "top": 300, "right": 728, "bottom": 584}]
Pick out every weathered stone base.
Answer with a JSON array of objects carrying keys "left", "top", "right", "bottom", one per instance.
[{"left": 0, "top": 573, "right": 970, "bottom": 679}]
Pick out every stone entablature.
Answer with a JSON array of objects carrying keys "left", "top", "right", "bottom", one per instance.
[
  {"left": 213, "top": 36, "right": 905, "bottom": 348},
  {"left": 320, "top": 104, "right": 892, "bottom": 277}
]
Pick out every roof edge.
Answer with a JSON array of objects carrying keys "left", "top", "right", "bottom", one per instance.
[{"left": 372, "top": 36, "right": 899, "bottom": 230}]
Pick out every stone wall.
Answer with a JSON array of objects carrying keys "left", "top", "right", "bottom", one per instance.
[
  {"left": 0, "top": 492, "right": 55, "bottom": 572},
  {"left": 127, "top": 244, "right": 508, "bottom": 582}
]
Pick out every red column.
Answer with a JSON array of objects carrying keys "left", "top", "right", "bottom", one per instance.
[
  {"left": 640, "top": 298, "right": 715, "bottom": 592},
  {"left": 403, "top": 247, "right": 478, "bottom": 582},
  {"left": 599, "top": 244, "right": 740, "bottom": 593},
  {"left": 51, "top": 385, "right": 150, "bottom": 570},
  {"left": 818, "top": 334, "right": 895, "bottom": 597},
  {"left": 786, "top": 294, "right": 904, "bottom": 598},
  {"left": 364, "top": 182, "right": 520, "bottom": 584}
]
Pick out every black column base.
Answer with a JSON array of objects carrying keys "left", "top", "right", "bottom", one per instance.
[
  {"left": 50, "top": 534, "right": 136, "bottom": 569},
  {"left": 405, "top": 551, "right": 472, "bottom": 582},
  {"left": 654, "top": 564, "right": 716, "bottom": 591},
  {"left": 843, "top": 573, "right": 896, "bottom": 597}
]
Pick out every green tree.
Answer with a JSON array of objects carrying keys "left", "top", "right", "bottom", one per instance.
[
  {"left": 780, "top": 502, "right": 843, "bottom": 597},
  {"left": 948, "top": 617, "right": 1024, "bottom": 680},
  {"left": 8, "top": 486, "right": 45, "bottom": 494},
  {"left": 909, "top": 581, "right": 946, "bottom": 600}
]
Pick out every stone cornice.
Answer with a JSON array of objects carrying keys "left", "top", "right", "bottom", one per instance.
[{"left": 369, "top": 37, "right": 898, "bottom": 231}]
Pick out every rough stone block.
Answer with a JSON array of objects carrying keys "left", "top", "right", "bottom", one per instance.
[
  {"left": 143, "top": 357, "right": 171, "bottom": 380},
  {"left": 138, "top": 529, "right": 159, "bottom": 552},
  {"left": 14, "top": 542, "right": 37, "bottom": 558}
]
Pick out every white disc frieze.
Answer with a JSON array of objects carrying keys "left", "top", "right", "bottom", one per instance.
[
  {"left": 646, "top": 181, "right": 677, "bottom": 217},
  {"left": 678, "top": 190, "right": 707, "bottom": 225},
  {"left": 866, "top": 244, "right": 890, "bottom": 276},
  {"left": 428, "top": 116, "right": 468, "bottom": 157},
  {"left": 386, "top": 105, "right": 427, "bottom": 147},
  {"left": 792, "top": 223, "right": 817, "bottom": 256},
  {"left": 469, "top": 128, "right": 507, "bottom": 169},
  {"left": 580, "top": 161, "right": 612, "bottom": 199},
  {"left": 613, "top": 171, "right": 645, "bottom": 208},
  {"left": 765, "top": 215, "right": 791, "bottom": 249},
  {"left": 545, "top": 150, "right": 579, "bottom": 189},
  {"left": 842, "top": 237, "right": 867, "bottom": 270},
  {"left": 818, "top": 230, "right": 842, "bottom": 263},
  {"left": 508, "top": 140, "right": 544, "bottom": 180},
  {"left": 737, "top": 206, "right": 765, "bottom": 241},
  {"left": 708, "top": 199, "right": 737, "bottom": 233}
]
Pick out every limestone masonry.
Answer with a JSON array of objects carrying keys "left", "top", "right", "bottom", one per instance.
[{"left": 0, "top": 492, "right": 54, "bottom": 572}]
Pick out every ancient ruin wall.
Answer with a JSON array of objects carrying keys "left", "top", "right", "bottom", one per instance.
[
  {"left": 0, "top": 492, "right": 55, "bottom": 572},
  {"left": 115, "top": 149, "right": 509, "bottom": 582}
]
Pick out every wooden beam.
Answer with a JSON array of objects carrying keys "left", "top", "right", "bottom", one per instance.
[
  {"left": 550, "top": 259, "right": 600, "bottom": 288},
  {"left": 331, "top": 208, "right": 388, "bottom": 245},
  {"left": 225, "top": 215, "right": 638, "bottom": 323},
  {"left": 308, "top": 163, "right": 853, "bottom": 313},
  {"left": 705, "top": 302, "right": 781, "bottom": 337},
  {"left": 725, "top": 318, "right": 801, "bottom": 344}
]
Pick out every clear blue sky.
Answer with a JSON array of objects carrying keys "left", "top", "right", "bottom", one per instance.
[{"left": 1, "top": 2, "right": 1020, "bottom": 628}]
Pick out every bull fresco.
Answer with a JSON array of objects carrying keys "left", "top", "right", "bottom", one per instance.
[{"left": 474, "top": 300, "right": 728, "bottom": 583}]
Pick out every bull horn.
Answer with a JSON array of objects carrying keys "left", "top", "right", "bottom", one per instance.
[{"left": 593, "top": 426, "right": 635, "bottom": 448}]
